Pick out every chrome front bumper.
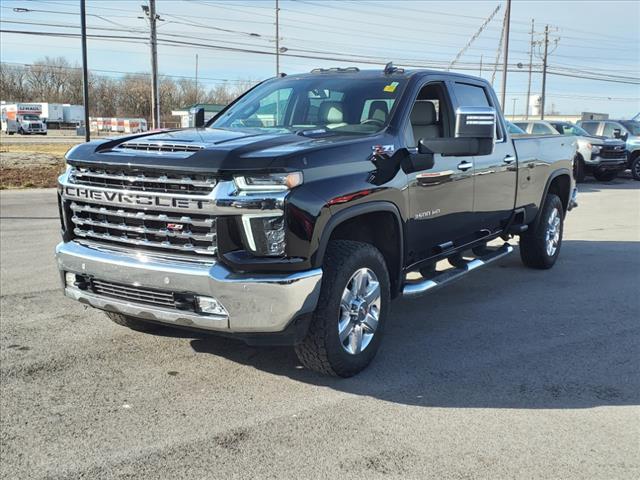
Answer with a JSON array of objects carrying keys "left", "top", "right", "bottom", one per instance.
[{"left": 56, "top": 241, "right": 323, "bottom": 333}]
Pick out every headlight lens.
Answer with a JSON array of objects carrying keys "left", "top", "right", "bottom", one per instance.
[
  {"left": 241, "top": 215, "right": 286, "bottom": 256},
  {"left": 591, "top": 144, "right": 601, "bottom": 154},
  {"left": 234, "top": 172, "right": 303, "bottom": 192}
]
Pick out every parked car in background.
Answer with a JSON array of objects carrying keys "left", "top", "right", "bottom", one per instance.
[
  {"left": 506, "top": 121, "right": 526, "bottom": 135},
  {"left": 578, "top": 119, "right": 640, "bottom": 181},
  {"left": 516, "top": 120, "right": 626, "bottom": 182}
]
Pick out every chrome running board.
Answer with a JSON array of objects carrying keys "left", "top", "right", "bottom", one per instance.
[{"left": 402, "top": 243, "right": 514, "bottom": 298}]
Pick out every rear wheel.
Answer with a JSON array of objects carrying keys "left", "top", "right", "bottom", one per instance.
[
  {"left": 519, "top": 193, "right": 564, "bottom": 269},
  {"left": 592, "top": 169, "right": 618, "bottom": 182},
  {"left": 295, "top": 240, "right": 390, "bottom": 377},
  {"left": 630, "top": 155, "right": 640, "bottom": 181},
  {"left": 105, "top": 312, "right": 161, "bottom": 332}
]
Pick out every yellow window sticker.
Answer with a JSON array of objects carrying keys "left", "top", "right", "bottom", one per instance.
[{"left": 383, "top": 81, "right": 399, "bottom": 93}]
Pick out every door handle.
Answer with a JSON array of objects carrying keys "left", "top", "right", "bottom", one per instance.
[
  {"left": 457, "top": 161, "right": 473, "bottom": 171},
  {"left": 503, "top": 155, "right": 516, "bottom": 164}
]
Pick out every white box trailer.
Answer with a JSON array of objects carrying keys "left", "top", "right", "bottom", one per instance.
[
  {"left": 39, "top": 103, "right": 65, "bottom": 122},
  {"left": 63, "top": 104, "right": 85, "bottom": 124}
]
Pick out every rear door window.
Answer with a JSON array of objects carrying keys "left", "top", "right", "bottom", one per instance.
[
  {"left": 531, "top": 123, "right": 556, "bottom": 135},
  {"left": 580, "top": 122, "right": 600, "bottom": 135},
  {"left": 451, "top": 82, "right": 503, "bottom": 141}
]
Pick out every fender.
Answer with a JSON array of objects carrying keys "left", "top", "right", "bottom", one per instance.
[
  {"left": 534, "top": 168, "right": 571, "bottom": 229},
  {"left": 314, "top": 201, "right": 405, "bottom": 292}
]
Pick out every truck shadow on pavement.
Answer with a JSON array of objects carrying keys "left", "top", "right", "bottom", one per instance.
[
  {"left": 189, "top": 240, "right": 640, "bottom": 409},
  {"left": 576, "top": 175, "right": 637, "bottom": 193}
]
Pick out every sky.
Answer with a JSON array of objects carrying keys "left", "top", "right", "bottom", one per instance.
[{"left": 1, "top": 0, "right": 639, "bottom": 118}]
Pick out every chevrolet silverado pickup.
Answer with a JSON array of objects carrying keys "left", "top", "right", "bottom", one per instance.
[
  {"left": 515, "top": 120, "right": 627, "bottom": 182},
  {"left": 56, "top": 66, "right": 577, "bottom": 377}
]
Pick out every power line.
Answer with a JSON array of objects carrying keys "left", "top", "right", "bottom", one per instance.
[{"left": 448, "top": 4, "right": 501, "bottom": 71}]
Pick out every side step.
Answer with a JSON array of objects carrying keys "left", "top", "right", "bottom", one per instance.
[{"left": 402, "top": 243, "right": 514, "bottom": 298}]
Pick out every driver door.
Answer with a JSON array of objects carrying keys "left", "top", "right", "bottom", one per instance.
[{"left": 404, "top": 80, "right": 474, "bottom": 263}]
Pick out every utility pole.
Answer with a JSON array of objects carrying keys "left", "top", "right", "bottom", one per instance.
[
  {"left": 275, "top": 0, "right": 280, "bottom": 76},
  {"left": 500, "top": 0, "right": 511, "bottom": 110},
  {"left": 540, "top": 24, "right": 549, "bottom": 120},
  {"left": 143, "top": 0, "right": 160, "bottom": 129},
  {"left": 195, "top": 53, "right": 199, "bottom": 104},
  {"left": 512, "top": 98, "right": 517, "bottom": 119},
  {"left": 479, "top": 54, "right": 483, "bottom": 77},
  {"left": 79, "top": 0, "right": 90, "bottom": 141},
  {"left": 525, "top": 18, "right": 534, "bottom": 119}
]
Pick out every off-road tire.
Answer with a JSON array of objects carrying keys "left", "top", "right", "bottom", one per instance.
[
  {"left": 592, "top": 169, "right": 618, "bottom": 182},
  {"left": 630, "top": 154, "right": 640, "bottom": 181},
  {"left": 105, "top": 312, "right": 161, "bottom": 332},
  {"left": 295, "top": 240, "right": 390, "bottom": 377},
  {"left": 519, "top": 193, "right": 564, "bottom": 269},
  {"left": 573, "top": 154, "right": 586, "bottom": 183}
]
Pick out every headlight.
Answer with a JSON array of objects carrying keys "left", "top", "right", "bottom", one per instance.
[
  {"left": 591, "top": 144, "right": 601, "bottom": 154},
  {"left": 241, "top": 214, "right": 286, "bottom": 256},
  {"left": 234, "top": 172, "right": 303, "bottom": 192}
]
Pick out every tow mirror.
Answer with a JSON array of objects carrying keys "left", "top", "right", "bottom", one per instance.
[
  {"left": 613, "top": 128, "right": 622, "bottom": 139},
  {"left": 418, "top": 106, "right": 496, "bottom": 157}
]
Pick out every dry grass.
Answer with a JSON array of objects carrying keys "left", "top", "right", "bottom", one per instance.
[
  {"left": 0, "top": 143, "right": 76, "bottom": 157},
  {"left": 0, "top": 162, "right": 66, "bottom": 189}
]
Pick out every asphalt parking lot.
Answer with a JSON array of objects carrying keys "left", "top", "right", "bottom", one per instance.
[{"left": 1, "top": 179, "right": 639, "bottom": 479}]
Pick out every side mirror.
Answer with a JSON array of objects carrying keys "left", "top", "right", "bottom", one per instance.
[
  {"left": 613, "top": 128, "right": 622, "bottom": 139},
  {"left": 190, "top": 107, "right": 205, "bottom": 128},
  {"left": 418, "top": 106, "right": 496, "bottom": 157}
]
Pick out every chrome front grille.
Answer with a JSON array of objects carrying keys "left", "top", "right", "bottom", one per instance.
[
  {"left": 69, "top": 166, "right": 216, "bottom": 195},
  {"left": 70, "top": 201, "right": 217, "bottom": 256},
  {"left": 90, "top": 279, "right": 176, "bottom": 308}
]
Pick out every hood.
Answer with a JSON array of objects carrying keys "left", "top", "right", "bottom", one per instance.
[
  {"left": 582, "top": 135, "right": 626, "bottom": 146},
  {"left": 66, "top": 127, "right": 379, "bottom": 174}
]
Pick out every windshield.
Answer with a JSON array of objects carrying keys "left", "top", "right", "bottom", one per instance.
[
  {"left": 211, "top": 76, "right": 407, "bottom": 135},
  {"left": 621, "top": 121, "right": 640, "bottom": 136},
  {"left": 552, "top": 123, "right": 590, "bottom": 137},
  {"left": 22, "top": 114, "right": 40, "bottom": 121}
]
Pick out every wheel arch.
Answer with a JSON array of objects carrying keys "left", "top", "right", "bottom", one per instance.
[
  {"left": 536, "top": 169, "right": 571, "bottom": 227},
  {"left": 314, "top": 202, "right": 404, "bottom": 297}
]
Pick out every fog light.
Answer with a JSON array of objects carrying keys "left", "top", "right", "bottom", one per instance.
[
  {"left": 196, "top": 296, "right": 228, "bottom": 316},
  {"left": 65, "top": 272, "right": 76, "bottom": 287}
]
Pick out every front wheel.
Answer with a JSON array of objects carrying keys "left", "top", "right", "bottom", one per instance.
[
  {"left": 295, "top": 240, "right": 390, "bottom": 377},
  {"left": 592, "top": 169, "right": 618, "bottom": 182},
  {"left": 519, "top": 193, "right": 564, "bottom": 269},
  {"left": 630, "top": 155, "right": 640, "bottom": 181}
]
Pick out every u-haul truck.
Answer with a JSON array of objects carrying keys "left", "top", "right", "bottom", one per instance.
[{"left": 1, "top": 103, "right": 47, "bottom": 135}]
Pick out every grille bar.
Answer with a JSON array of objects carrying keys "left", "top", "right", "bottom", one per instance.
[
  {"left": 74, "top": 228, "right": 217, "bottom": 255},
  {"left": 70, "top": 202, "right": 214, "bottom": 228},
  {"left": 91, "top": 279, "right": 176, "bottom": 307},
  {"left": 71, "top": 215, "right": 215, "bottom": 242},
  {"left": 69, "top": 166, "right": 216, "bottom": 195},
  {"left": 73, "top": 170, "right": 215, "bottom": 188}
]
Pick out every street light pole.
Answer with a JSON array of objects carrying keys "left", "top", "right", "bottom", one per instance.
[
  {"left": 143, "top": 0, "right": 160, "bottom": 129},
  {"left": 275, "top": 0, "right": 280, "bottom": 76},
  {"left": 512, "top": 98, "right": 518, "bottom": 119},
  {"left": 499, "top": 0, "right": 511, "bottom": 110},
  {"left": 80, "top": 0, "right": 90, "bottom": 141}
]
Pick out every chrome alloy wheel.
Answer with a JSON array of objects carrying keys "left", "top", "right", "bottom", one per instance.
[
  {"left": 338, "top": 268, "right": 381, "bottom": 355},
  {"left": 545, "top": 207, "right": 561, "bottom": 257}
]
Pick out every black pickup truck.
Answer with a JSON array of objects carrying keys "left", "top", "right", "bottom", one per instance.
[{"left": 56, "top": 66, "right": 577, "bottom": 376}]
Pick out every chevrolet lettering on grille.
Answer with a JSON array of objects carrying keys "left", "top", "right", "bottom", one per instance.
[{"left": 63, "top": 186, "right": 212, "bottom": 211}]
